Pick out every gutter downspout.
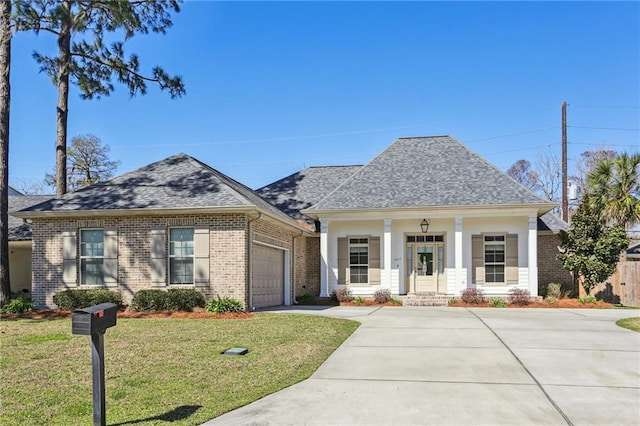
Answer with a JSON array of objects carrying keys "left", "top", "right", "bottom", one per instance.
[
  {"left": 292, "top": 229, "right": 304, "bottom": 304},
  {"left": 247, "top": 212, "right": 261, "bottom": 311}
]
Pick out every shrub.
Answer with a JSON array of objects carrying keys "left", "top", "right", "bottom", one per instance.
[
  {"left": 206, "top": 296, "right": 244, "bottom": 314},
  {"left": 545, "top": 296, "right": 558, "bottom": 305},
  {"left": 545, "top": 283, "right": 562, "bottom": 299},
  {"left": 1, "top": 297, "right": 35, "bottom": 314},
  {"left": 295, "top": 294, "right": 315, "bottom": 305},
  {"left": 166, "top": 289, "right": 205, "bottom": 312},
  {"left": 390, "top": 297, "right": 402, "bottom": 305},
  {"left": 373, "top": 289, "right": 392, "bottom": 304},
  {"left": 333, "top": 287, "right": 353, "bottom": 303},
  {"left": 53, "top": 289, "right": 123, "bottom": 310},
  {"left": 461, "top": 288, "right": 485, "bottom": 304},
  {"left": 508, "top": 288, "right": 531, "bottom": 306},
  {"left": 448, "top": 297, "right": 458, "bottom": 305},
  {"left": 130, "top": 290, "right": 170, "bottom": 312},
  {"left": 353, "top": 296, "right": 365, "bottom": 306},
  {"left": 578, "top": 296, "right": 597, "bottom": 304},
  {"left": 489, "top": 297, "right": 507, "bottom": 308}
]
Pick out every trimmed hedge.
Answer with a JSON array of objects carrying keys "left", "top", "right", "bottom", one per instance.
[
  {"left": 130, "top": 289, "right": 205, "bottom": 312},
  {"left": 53, "top": 289, "right": 123, "bottom": 310}
]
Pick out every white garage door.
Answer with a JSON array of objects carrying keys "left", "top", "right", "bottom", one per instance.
[{"left": 252, "top": 244, "right": 285, "bottom": 308}]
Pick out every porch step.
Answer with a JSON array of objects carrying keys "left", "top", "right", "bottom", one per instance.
[{"left": 401, "top": 293, "right": 450, "bottom": 307}]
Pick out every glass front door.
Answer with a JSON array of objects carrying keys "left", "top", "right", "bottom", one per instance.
[{"left": 405, "top": 236, "right": 445, "bottom": 293}]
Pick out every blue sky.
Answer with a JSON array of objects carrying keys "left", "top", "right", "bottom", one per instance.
[{"left": 9, "top": 1, "right": 639, "bottom": 192}]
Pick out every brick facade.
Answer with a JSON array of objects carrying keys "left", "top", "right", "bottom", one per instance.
[
  {"left": 31, "top": 213, "right": 308, "bottom": 309},
  {"left": 537, "top": 234, "right": 573, "bottom": 295}
]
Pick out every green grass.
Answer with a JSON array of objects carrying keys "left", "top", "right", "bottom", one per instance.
[
  {"left": 0, "top": 314, "right": 359, "bottom": 425},
  {"left": 616, "top": 317, "right": 640, "bottom": 332}
]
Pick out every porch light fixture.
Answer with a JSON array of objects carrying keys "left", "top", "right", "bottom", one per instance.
[{"left": 420, "top": 219, "right": 430, "bottom": 233}]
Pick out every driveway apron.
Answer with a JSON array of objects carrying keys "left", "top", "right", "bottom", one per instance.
[{"left": 204, "top": 307, "right": 640, "bottom": 425}]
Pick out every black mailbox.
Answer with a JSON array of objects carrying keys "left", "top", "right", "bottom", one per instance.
[{"left": 72, "top": 303, "right": 118, "bottom": 336}]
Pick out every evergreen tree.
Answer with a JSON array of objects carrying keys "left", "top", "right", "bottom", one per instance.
[
  {"left": 14, "top": 0, "right": 185, "bottom": 196},
  {"left": 557, "top": 196, "right": 629, "bottom": 294}
]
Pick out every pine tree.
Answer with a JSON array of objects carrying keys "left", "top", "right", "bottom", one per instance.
[
  {"left": 14, "top": 0, "right": 185, "bottom": 196},
  {"left": 0, "top": 0, "right": 11, "bottom": 305}
]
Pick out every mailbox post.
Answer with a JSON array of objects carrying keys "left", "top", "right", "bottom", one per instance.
[{"left": 71, "top": 303, "right": 118, "bottom": 426}]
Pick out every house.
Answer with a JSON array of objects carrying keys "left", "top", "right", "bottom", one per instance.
[
  {"left": 7, "top": 187, "right": 52, "bottom": 296},
  {"left": 17, "top": 135, "right": 572, "bottom": 309},
  {"left": 261, "top": 136, "right": 569, "bottom": 299},
  {"left": 14, "top": 155, "right": 313, "bottom": 308}
]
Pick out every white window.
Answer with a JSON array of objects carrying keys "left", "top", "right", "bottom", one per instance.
[
  {"left": 169, "top": 228, "right": 194, "bottom": 284},
  {"left": 349, "top": 237, "right": 369, "bottom": 284},
  {"left": 80, "top": 229, "right": 104, "bottom": 285},
  {"left": 484, "top": 235, "right": 505, "bottom": 283}
]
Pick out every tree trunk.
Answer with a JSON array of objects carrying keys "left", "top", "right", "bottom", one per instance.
[
  {"left": 55, "top": 3, "right": 72, "bottom": 196},
  {"left": 0, "top": 0, "right": 11, "bottom": 305}
]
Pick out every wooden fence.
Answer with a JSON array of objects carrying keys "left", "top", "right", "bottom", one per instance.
[{"left": 589, "top": 261, "right": 640, "bottom": 307}]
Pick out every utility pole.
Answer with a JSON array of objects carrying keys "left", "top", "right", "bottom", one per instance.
[{"left": 561, "top": 101, "right": 568, "bottom": 222}]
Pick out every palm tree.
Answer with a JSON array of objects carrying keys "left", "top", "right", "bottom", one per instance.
[{"left": 588, "top": 153, "right": 640, "bottom": 229}]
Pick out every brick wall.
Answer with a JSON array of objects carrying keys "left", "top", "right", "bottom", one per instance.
[
  {"left": 537, "top": 234, "right": 573, "bottom": 295},
  {"left": 305, "top": 237, "right": 320, "bottom": 296},
  {"left": 32, "top": 214, "right": 248, "bottom": 307}
]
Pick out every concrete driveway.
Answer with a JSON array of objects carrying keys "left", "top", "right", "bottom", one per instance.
[{"left": 204, "top": 306, "right": 640, "bottom": 425}]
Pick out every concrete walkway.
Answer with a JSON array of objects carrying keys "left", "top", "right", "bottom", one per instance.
[{"left": 204, "top": 306, "right": 640, "bottom": 425}]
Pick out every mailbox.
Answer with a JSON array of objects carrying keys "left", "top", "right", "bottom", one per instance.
[{"left": 72, "top": 303, "right": 118, "bottom": 336}]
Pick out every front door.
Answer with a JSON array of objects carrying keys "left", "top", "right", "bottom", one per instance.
[{"left": 406, "top": 235, "right": 445, "bottom": 293}]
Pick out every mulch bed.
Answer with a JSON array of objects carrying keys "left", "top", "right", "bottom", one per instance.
[
  {"left": 0, "top": 309, "right": 255, "bottom": 320},
  {"left": 449, "top": 299, "right": 614, "bottom": 309}
]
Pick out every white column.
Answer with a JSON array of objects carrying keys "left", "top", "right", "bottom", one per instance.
[
  {"left": 320, "top": 220, "right": 330, "bottom": 297},
  {"left": 455, "top": 216, "right": 463, "bottom": 294},
  {"left": 384, "top": 219, "right": 392, "bottom": 290},
  {"left": 528, "top": 215, "right": 538, "bottom": 296}
]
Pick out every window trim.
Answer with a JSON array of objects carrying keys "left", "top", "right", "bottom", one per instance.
[
  {"left": 483, "top": 234, "right": 506, "bottom": 284},
  {"left": 348, "top": 236, "right": 369, "bottom": 285},
  {"left": 168, "top": 227, "right": 195, "bottom": 285},
  {"left": 79, "top": 228, "right": 105, "bottom": 286}
]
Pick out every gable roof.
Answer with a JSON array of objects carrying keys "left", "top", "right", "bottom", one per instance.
[
  {"left": 8, "top": 186, "right": 23, "bottom": 196},
  {"left": 14, "top": 153, "right": 307, "bottom": 231},
  {"left": 537, "top": 212, "right": 569, "bottom": 233},
  {"left": 306, "top": 136, "right": 554, "bottom": 212},
  {"left": 256, "top": 165, "right": 363, "bottom": 224},
  {"left": 8, "top": 195, "right": 53, "bottom": 240}
]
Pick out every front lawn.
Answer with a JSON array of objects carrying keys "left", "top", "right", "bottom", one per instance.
[
  {"left": 0, "top": 314, "right": 359, "bottom": 425},
  {"left": 616, "top": 317, "right": 640, "bottom": 332}
]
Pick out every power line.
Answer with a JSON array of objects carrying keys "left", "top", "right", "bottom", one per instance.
[
  {"left": 568, "top": 142, "right": 640, "bottom": 148},
  {"left": 466, "top": 127, "right": 559, "bottom": 143},
  {"left": 571, "top": 105, "right": 640, "bottom": 109},
  {"left": 569, "top": 125, "right": 639, "bottom": 131}
]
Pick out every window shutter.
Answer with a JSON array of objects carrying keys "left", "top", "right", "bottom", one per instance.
[
  {"left": 62, "top": 229, "right": 77, "bottom": 286},
  {"left": 150, "top": 228, "right": 166, "bottom": 286},
  {"left": 103, "top": 228, "right": 118, "bottom": 287},
  {"left": 369, "top": 237, "right": 381, "bottom": 284},
  {"left": 194, "top": 225, "right": 210, "bottom": 287},
  {"left": 506, "top": 234, "right": 518, "bottom": 285},
  {"left": 337, "top": 237, "right": 347, "bottom": 284},
  {"left": 472, "top": 234, "right": 484, "bottom": 284}
]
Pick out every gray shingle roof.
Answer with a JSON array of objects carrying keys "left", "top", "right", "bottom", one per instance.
[
  {"left": 8, "top": 186, "right": 23, "bottom": 196},
  {"left": 15, "top": 154, "right": 304, "bottom": 229},
  {"left": 307, "top": 136, "right": 553, "bottom": 211},
  {"left": 256, "top": 165, "right": 363, "bottom": 224},
  {"left": 537, "top": 212, "right": 569, "bottom": 233},
  {"left": 8, "top": 195, "right": 53, "bottom": 240}
]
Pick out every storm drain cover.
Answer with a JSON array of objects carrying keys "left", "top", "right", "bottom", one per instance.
[{"left": 221, "top": 347, "right": 249, "bottom": 356}]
